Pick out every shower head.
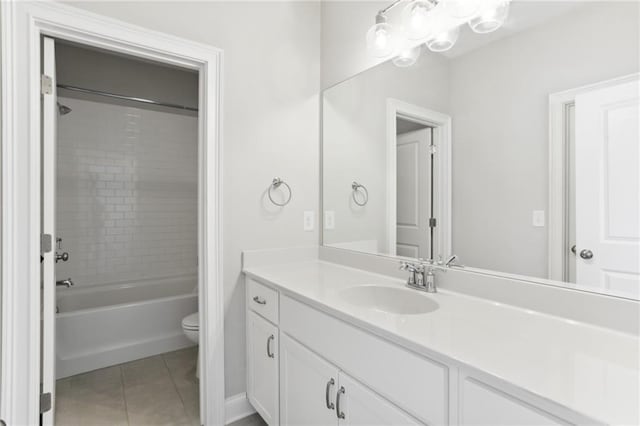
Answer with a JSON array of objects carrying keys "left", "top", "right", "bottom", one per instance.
[{"left": 57, "top": 102, "right": 72, "bottom": 115}]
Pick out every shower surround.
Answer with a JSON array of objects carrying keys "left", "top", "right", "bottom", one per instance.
[{"left": 55, "top": 95, "right": 198, "bottom": 376}]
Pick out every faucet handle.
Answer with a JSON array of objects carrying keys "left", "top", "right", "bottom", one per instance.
[{"left": 445, "top": 254, "right": 461, "bottom": 268}]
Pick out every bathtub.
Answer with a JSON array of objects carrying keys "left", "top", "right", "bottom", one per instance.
[{"left": 56, "top": 275, "right": 198, "bottom": 378}]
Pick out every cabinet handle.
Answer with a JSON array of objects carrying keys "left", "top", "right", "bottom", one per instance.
[
  {"left": 336, "top": 386, "right": 345, "bottom": 419},
  {"left": 253, "top": 296, "right": 267, "bottom": 305},
  {"left": 266, "top": 334, "right": 275, "bottom": 358},
  {"left": 325, "top": 378, "right": 335, "bottom": 410}
]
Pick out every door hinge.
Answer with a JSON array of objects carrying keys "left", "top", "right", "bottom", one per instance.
[
  {"left": 429, "top": 218, "right": 437, "bottom": 228},
  {"left": 41, "top": 234, "right": 52, "bottom": 253},
  {"left": 40, "top": 392, "right": 52, "bottom": 414},
  {"left": 41, "top": 74, "right": 53, "bottom": 95},
  {"left": 429, "top": 144, "right": 437, "bottom": 155}
]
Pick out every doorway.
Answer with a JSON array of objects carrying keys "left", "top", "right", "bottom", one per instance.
[
  {"left": 44, "top": 39, "right": 201, "bottom": 425},
  {"left": 1, "top": 3, "right": 224, "bottom": 424},
  {"left": 548, "top": 74, "right": 640, "bottom": 299},
  {"left": 395, "top": 118, "right": 434, "bottom": 260},
  {"left": 385, "top": 99, "right": 452, "bottom": 261}
]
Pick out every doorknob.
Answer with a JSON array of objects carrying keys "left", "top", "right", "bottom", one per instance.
[
  {"left": 579, "top": 249, "right": 594, "bottom": 260},
  {"left": 570, "top": 245, "right": 576, "bottom": 255}
]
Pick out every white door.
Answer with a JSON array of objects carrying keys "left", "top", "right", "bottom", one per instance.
[
  {"left": 337, "top": 372, "right": 420, "bottom": 426},
  {"left": 396, "top": 128, "right": 432, "bottom": 259},
  {"left": 247, "top": 311, "right": 279, "bottom": 425},
  {"left": 41, "top": 36, "right": 58, "bottom": 426},
  {"left": 280, "top": 334, "right": 339, "bottom": 426},
  {"left": 575, "top": 78, "right": 640, "bottom": 298}
]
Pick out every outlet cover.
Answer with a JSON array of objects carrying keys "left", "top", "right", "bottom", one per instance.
[
  {"left": 324, "top": 211, "right": 335, "bottom": 230},
  {"left": 304, "top": 211, "right": 315, "bottom": 231}
]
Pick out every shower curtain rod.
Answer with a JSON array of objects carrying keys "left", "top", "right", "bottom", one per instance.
[{"left": 57, "top": 84, "right": 199, "bottom": 112}]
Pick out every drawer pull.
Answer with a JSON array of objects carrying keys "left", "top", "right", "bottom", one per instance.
[
  {"left": 267, "top": 334, "right": 275, "bottom": 358},
  {"left": 253, "top": 296, "right": 267, "bottom": 305},
  {"left": 336, "top": 386, "right": 345, "bottom": 419},
  {"left": 325, "top": 378, "right": 335, "bottom": 410}
]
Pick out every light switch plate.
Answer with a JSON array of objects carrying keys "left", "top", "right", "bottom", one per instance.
[
  {"left": 304, "top": 211, "right": 315, "bottom": 231},
  {"left": 324, "top": 211, "right": 335, "bottom": 230},
  {"left": 532, "top": 210, "right": 545, "bottom": 227}
]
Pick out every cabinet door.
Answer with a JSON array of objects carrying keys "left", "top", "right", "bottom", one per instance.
[
  {"left": 337, "top": 373, "right": 421, "bottom": 426},
  {"left": 280, "top": 334, "right": 339, "bottom": 426},
  {"left": 247, "top": 311, "right": 279, "bottom": 425},
  {"left": 460, "top": 378, "right": 566, "bottom": 426}
]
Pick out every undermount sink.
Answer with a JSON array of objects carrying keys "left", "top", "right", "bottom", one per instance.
[{"left": 338, "top": 285, "right": 439, "bottom": 315}]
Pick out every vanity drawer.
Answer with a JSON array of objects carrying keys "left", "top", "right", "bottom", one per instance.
[
  {"left": 247, "top": 278, "right": 278, "bottom": 324},
  {"left": 280, "top": 295, "right": 448, "bottom": 425}
]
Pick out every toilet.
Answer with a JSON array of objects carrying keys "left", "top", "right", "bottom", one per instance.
[{"left": 181, "top": 312, "right": 199, "bottom": 378}]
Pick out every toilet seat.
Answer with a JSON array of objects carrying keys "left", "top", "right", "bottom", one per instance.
[{"left": 182, "top": 312, "right": 199, "bottom": 331}]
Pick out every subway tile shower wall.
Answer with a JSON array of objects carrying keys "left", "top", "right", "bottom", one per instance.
[{"left": 56, "top": 96, "right": 198, "bottom": 287}]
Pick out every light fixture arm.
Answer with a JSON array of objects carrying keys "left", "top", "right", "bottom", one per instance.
[
  {"left": 378, "top": 0, "right": 439, "bottom": 17},
  {"left": 378, "top": 0, "right": 404, "bottom": 17}
]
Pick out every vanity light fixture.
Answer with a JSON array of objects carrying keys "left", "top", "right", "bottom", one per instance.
[
  {"left": 426, "top": 26, "right": 460, "bottom": 52},
  {"left": 366, "top": 0, "right": 511, "bottom": 66},
  {"left": 366, "top": 12, "right": 398, "bottom": 58},
  {"left": 393, "top": 42, "right": 422, "bottom": 67},
  {"left": 469, "top": 0, "right": 510, "bottom": 33},
  {"left": 444, "top": 0, "right": 481, "bottom": 19},
  {"left": 402, "top": 0, "right": 438, "bottom": 40}
]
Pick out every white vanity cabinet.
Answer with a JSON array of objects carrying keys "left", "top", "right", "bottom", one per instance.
[
  {"left": 458, "top": 376, "right": 567, "bottom": 426},
  {"left": 246, "top": 279, "right": 280, "bottom": 425},
  {"left": 280, "top": 333, "right": 420, "bottom": 426},
  {"left": 245, "top": 275, "right": 597, "bottom": 426}
]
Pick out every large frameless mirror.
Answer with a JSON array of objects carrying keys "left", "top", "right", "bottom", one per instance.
[{"left": 321, "top": 1, "right": 640, "bottom": 299}]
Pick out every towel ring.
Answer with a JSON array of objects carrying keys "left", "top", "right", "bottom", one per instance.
[
  {"left": 268, "top": 177, "right": 292, "bottom": 206},
  {"left": 351, "top": 181, "right": 369, "bottom": 206}
]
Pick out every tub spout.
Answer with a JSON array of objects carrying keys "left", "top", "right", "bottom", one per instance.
[{"left": 56, "top": 278, "right": 74, "bottom": 288}]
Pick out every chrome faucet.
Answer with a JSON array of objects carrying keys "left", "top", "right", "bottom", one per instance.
[
  {"left": 400, "top": 255, "right": 462, "bottom": 294},
  {"left": 56, "top": 278, "right": 74, "bottom": 288},
  {"left": 400, "top": 261, "right": 426, "bottom": 291}
]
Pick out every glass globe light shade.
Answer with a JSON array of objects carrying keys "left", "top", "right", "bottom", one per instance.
[
  {"left": 402, "top": 0, "right": 437, "bottom": 40},
  {"left": 426, "top": 26, "right": 460, "bottom": 52},
  {"left": 393, "top": 44, "right": 421, "bottom": 67},
  {"left": 469, "top": 0, "right": 510, "bottom": 34},
  {"left": 366, "top": 21, "right": 397, "bottom": 58},
  {"left": 444, "top": 0, "right": 482, "bottom": 19}
]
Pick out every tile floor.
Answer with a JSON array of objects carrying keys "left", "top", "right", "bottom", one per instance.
[{"left": 56, "top": 347, "right": 200, "bottom": 426}]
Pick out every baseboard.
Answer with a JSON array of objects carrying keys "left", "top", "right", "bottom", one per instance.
[{"left": 225, "top": 392, "right": 256, "bottom": 424}]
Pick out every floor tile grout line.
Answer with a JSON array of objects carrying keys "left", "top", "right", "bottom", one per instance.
[
  {"left": 120, "top": 365, "right": 131, "bottom": 426},
  {"left": 161, "top": 353, "right": 193, "bottom": 420}
]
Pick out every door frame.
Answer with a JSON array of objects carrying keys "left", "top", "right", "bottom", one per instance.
[
  {"left": 386, "top": 99, "right": 452, "bottom": 259},
  {"left": 0, "top": 2, "right": 225, "bottom": 424},
  {"left": 547, "top": 73, "right": 639, "bottom": 281}
]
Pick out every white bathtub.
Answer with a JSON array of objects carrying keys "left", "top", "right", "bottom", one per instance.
[{"left": 56, "top": 275, "right": 198, "bottom": 378}]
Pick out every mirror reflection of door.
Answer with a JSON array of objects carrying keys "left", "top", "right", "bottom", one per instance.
[
  {"left": 396, "top": 119, "right": 433, "bottom": 260},
  {"left": 573, "top": 79, "right": 640, "bottom": 298}
]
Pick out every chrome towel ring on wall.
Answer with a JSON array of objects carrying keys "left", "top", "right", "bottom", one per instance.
[
  {"left": 268, "top": 177, "right": 292, "bottom": 206},
  {"left": 351, "top": 181, "right": 369, "bottom": 206}
]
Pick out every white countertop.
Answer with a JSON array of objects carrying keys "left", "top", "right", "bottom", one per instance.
[{"left": 244, "top": 260, "right": 639, "bottom": 425}]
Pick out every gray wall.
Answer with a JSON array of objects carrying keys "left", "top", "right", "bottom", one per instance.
[
  {"left": 56, "top": 43, "right": 198, "bottom": 109},
  {"left": 65, "top": 1, "right": 321, "bottom": 398}
]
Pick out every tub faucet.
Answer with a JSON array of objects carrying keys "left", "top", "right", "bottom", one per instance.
[{"left": 56, "top": 278, "right": 74, "bottom": 288}]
